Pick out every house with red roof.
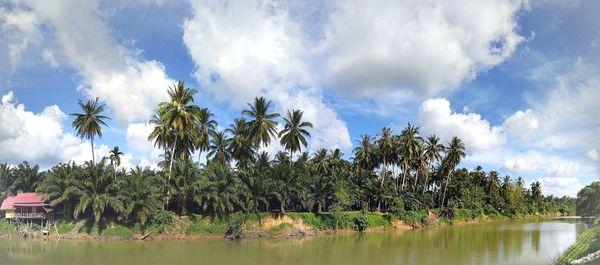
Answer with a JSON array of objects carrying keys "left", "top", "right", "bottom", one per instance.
[{"left": 1, "top": 193, "right": 52, "bottom": 225}]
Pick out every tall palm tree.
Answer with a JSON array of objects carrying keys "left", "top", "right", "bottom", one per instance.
[
  {"left": 353, "top": 134, "right": 376, "bottom": 175},
  {"left": 160, "top": 81, "right": 201, "bottom": 173},
  {"left": 242, "top": 97, "right": 280, "bottom": 148},
  {"left": 226, "top": 118, "right": 255, "bottom": 168},
  {"left": 399, "top": 123, "right": 422, "bottom": 190},
  {"left": 423, "top": 135, "right": 445, "bottom": 194},
  {"left": 279, "top": 109, "right": 313, "bottom": 156},
  {"left": 377, "top": 127, "right": 394, "bottom": 186},
  {"left": 207, "top": 130, "right": 232, "bottom": 165},
  {"left": 70, "top": 97, "right": 110, "bottom": 164},
  {"left": 148, "top": 108, "right": 173, "bottom": 163},
  {"left": 195, "top": 108, "right": 217, "bottom": 163},
  {"left": 441, "top": 137, "right": 466, "bottom": 207},
  {"left": 109, "top": 146, "right": 123, "bottom": 179}
]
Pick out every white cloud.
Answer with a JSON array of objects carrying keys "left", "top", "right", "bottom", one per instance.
[
  {"left": 318, "top": 0, "right": 525, "bottom": 96},
  {"left": 503, "top": 109, "right": 539, "bottom": 140},
  {"left": 419, "top": 98, "right": 505, "bottom": 152},
  {"left": 125, "top": 122, "right": 162, "bottom": 168},
  {"left": 3, "top": 0, "right": 173, "bottom": 123},
  {"left": 587, "top": 149, "right": 599, "bottom": 161},
  {"left": 183, "top": 0, "right": 351, "bottom": 152},
  {"left": 503, "top": 158, "right": 540, "bottom": 174},
  {"left": 538, "top": 162, "right": 582, "bottom": 197},
  {"left": 0, "top": 91, "right": 99, "bottom": 167}
]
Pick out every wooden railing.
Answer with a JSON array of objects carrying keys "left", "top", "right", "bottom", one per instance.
[{"left": 15, "top": 213, "right": 46, "bottom": 219}]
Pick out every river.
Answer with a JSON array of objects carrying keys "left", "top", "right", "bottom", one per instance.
[{"left": 0, "top": 217, "right": 587, "bottom": 265}]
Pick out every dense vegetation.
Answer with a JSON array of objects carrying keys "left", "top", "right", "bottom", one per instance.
[{"left": 0, "top": 81, "right": 574, "bottom": 230}]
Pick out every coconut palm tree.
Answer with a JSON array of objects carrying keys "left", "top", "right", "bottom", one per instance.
[
  {"left": 226, "top": 118, "right": 255, "bottom": 169},
  {"left": 207, "top": 130, "right": 232, "bottom": 165},
  {"left": 70, "top": 97, "right": 110, "bottom": 164},
  {"left": 160, "top": 81, "right": 201, "bottom": 173},
  {"left": 377, "top": 127, "right": 394, "bottom": 186},
  {"left": 148, "top": 109, "right": 173, "bottom": 162},
  {"left": 353, "top": 134, "right": 376, "bottom": 175},
  {"left": 399, "top": 123, "right": 422, "bottom": 190},
  {"left": 109, "top": 146, "right": 123, "bottom": 179},
  {"left": 441, "top": 137, "right": 466, "bottom": 207},
  {"left": 195, "top": 108, "right": 217, "bottom": 163},
  {"left": 279, "top": 109, "right": 313, "bottom": 156},
  {"left": 242, "top": 97, "right": 280, "bottom": 148},
  {"left": 423, "top": 135, "right": 445, "bottom": 194}
]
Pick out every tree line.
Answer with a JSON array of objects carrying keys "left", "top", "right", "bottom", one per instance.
[{"left": 0, "top": 81, "right": 574, "bottom": 225}]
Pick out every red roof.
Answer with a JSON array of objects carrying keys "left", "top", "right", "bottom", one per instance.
[{"left": 0, "top": 193, "right": 48, "bottom": 210}]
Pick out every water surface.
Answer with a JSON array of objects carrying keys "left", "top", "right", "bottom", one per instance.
[{"left": 0, "top": 218, "right": 586, "bottom": 265}]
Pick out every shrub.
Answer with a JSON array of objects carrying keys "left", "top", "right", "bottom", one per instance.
[
  {"left": 399, "top": 210, "right": 428, "bottom": 226},
  {"left": 0, "top": 220, "right": 17, "bottom": 234},
  {"left": 56, "top": 220, "right": 75, "bottom": 234},
  {"left": 225, "top": 220, "right": 243, "bottom": 240},
  {"left": 267, "top": 223, "right": 293, "bottom": 235},
  {"left": 148, "top": 210, "right": 175, "bottom": 232},
  {"left": 353, "top": 215, "right": 368, "bottom": 232},
  {"left": 186, "top": 223, "right": 226, "bottom": 235}
]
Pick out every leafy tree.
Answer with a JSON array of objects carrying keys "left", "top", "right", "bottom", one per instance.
[{"left": 576, "top": 181, "right": 600, "bottom": 216}]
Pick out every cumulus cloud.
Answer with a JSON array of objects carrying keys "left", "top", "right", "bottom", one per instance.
[
  {"left": 419, "top": 98, "right": 505, "bottom": 152},
  {"left": 538, "top": 162, "right": 582, "bottom": 197},
  {"left": 318, "top": 0, "right": 525, "bottom": 96},
  {"left": 503, "top": 109, "right": 539, "bottom": 140},
  {"left": 503, "top": 158, "right": 540, "bottom": 174},
  {"left": 183, "top": 0, "right": 351, "bottom": 152},
  {"left": 125, "top": 122, "right": 162, "bottom": 168},
  {"left": 2, "top": 0, "right": 173, "bottom": 123},
  {"left": 0, "top": 91, "right": 99, "bottom": 167}
]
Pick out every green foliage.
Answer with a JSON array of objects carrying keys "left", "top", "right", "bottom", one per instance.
[
  {"left": 576, "top": 181, "right": 600, "bottom": 216},
  {"left": 353, "top": 214, "right": 368, "bottom": 232},
  {"left": 224, "top": 221, "right": 243, "bottom": 240},
  {"left": 56, "top": 220, "right": 75, "bottom": 234},
  {"left": 101, "top": 225, "right": 134, "bottom": 238},
  {"left": 0, "top": 220, "right": 17, "bottom": 234},
  {"left": 186, "top": 223, "right": 226, "bottom": 235},
  {"left": 148, "top": 210, "right": 175, "bottom": 232},
  {"left": 398, "top": 210, "right": 429, "bottom": 226}
]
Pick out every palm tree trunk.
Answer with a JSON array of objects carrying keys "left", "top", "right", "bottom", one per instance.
[
  {"left": 169, "top": 135, "right": 178, "bottom": 179},
  {"left": 442, "top": 171, "right": 452, "bottom": 208},
  {"left": 91, "top": 137, "right": 95, "bottom": 165},
  {"left": 197, "top": 149, "right": 202, "bottom": 165},
  {"left": 423, "top": 162, "right": 433, "bottom": 194}
]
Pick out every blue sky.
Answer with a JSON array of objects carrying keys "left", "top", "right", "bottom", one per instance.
[{"left": 0, "top": 0, "right": 599, "bottom": 196}]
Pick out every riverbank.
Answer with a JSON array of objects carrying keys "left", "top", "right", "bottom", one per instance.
[
  {"left": 556, "top": 218, "right": 600, "bottom": 265},
  {"left": 0, "top": 210, "right": 567, "bottom": 241}
]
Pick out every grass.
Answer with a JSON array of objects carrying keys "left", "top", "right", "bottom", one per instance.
[
  {"left": 287, "top": 211, "right": 392, "bottom": 230},
  {"left": 185, "top": 223, "right": 226, "bottom": 235},
  {"left": 0, "top": 220, "right": 17, "bottom": 234},
  {"left": 101, "top": 225, "right": 134, "bottom": 238},
  {"left": 56, "top": 220, "right": 75, "bottom": 234},
  {"left": 556, "top": 218, "right": 600, "bottom": 265}
]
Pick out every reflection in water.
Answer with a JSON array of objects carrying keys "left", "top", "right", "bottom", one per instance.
[{"left": 0, "top": 218, "right": 586, "bottom": 265}]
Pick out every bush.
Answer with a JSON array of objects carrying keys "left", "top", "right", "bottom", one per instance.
[
  {"left": 0, "top": 220, "right": 17, "bottom": 234},
  {"left": 225, "top": 220, "right": 243, "bottom": 240},
  {"left": 267, "top": 223, "right": 293, "bottom": 235},
  {"left": 56, "top": 220, "right": 75, "bottom": 234},
  {"left": 101, "top": 225, "right": 133, "bottom": 238},
  {"left": 148, "top": 210, "right": 175, "bottom": 232},
  {"left": 453, "top": 209, "right": 475, "bottom": 221},
  {"left": 353, "top": 215, "right": 368, "bottom": 232},
  {"left": 398, "top": 210, "right": 428, "bottom": 226}
]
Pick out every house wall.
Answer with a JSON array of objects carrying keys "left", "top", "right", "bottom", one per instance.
[{"left": 4, "top": 210, "right": 15, "bottom": 219}]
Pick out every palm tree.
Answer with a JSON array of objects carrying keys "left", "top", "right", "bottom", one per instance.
[
  {"left": 441, "top": 137, "right": 466, "bottom": 207},
  {"left": 60, "top": 159, "right": 125, "bottom": 222},
  {"left": 169, "top": 160, "right": 202, "bottom": 215},
  {"left": 36, "top": 162, "right": 77, "bottom": 219},
  {"left": 353, "top": 135, "right": 376, "bottom": 175},
  {"left": 399, "top": 123, "right": 421, "bottom": 190},
  {"left": 160, "top": 81, "right": 201, "bottom": 173},
  {"left": 70, "top": 97, "right": 110, "bottom": 164},
  {"left": 242, "top": 97, "right": 280, "bottom": 148},
  {"left": 226, "top": 118, "right": 255, "bottom": 168},
  {"left": 207, "top": 130, "right": 232, "bottom": 165},
  {"left": 197, "top": 162, "right": 239, "bottom": 214},
  {"left": 109, "top": 146, "right": 123, "bottom": 179},
  {"left": 377, "top": 127, "right": 394, "bottom": 186},
  {"left": 148, "top": 108, "right": 173, "bottom": 162},
  {"left": 121, "top": 167, "right": 162, "bottom": 225},
  {"left": 423, "top": 135, "right": 445, "bottom": 194},
  {"left": 195, "top": 108, "right": 217, "bottom": 163},
  {"left": 279, "top": 109, "right": 313, "bottom": 156}
]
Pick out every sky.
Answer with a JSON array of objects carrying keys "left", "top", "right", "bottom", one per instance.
[{"left": 0, "top": 0, "right": 599, "bottom": 197}]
